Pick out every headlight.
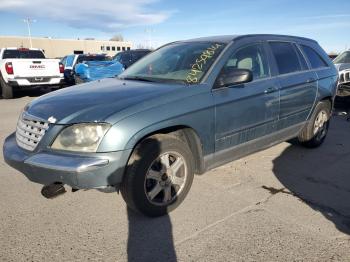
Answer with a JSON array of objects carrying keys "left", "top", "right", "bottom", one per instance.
[{"left": 51, "top": 123, "right": 110, "bottom": 152}]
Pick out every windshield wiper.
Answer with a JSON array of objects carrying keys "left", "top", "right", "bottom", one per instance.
[{"left": 120, "top": 76, "right": 156, "bottom": 82}]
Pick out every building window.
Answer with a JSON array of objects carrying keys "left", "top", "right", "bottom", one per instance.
[
  {"left": 112, "top": 46, "right": 115, "bottom": 51},
  {"left": 106, "top": 46, "right": 110, "bottom": 51},
  {"left": 117, "top": 47, "right": 121, "bottom": 51},
  {"left": 122, "top": 47, "right": 126, "bottom": 51},
  {"left": 101, "top": 46, "right": 104, "bottom": 51},
  {"left": 127, "top": 47, "right": 130, "bottom": 51}
]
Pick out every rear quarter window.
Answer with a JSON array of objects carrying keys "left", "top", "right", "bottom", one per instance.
[
  {"left": 269, "top": 42, "right": 302, "bottom": 75},
  {"left": 301, "top": 45, "right": 329, "bottom": 69}
]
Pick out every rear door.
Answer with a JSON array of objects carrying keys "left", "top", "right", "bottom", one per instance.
[{"left": 268, "top": 41, "right": 317, "bottom": 130}]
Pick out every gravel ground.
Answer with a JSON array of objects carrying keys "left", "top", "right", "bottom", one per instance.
[{"left": 1, "top": 90, "right": 350, "bottom": 262}]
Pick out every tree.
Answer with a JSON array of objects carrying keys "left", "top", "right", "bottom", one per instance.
[{"left": 110, "top": 34, "right": 124, "bottom": 41}]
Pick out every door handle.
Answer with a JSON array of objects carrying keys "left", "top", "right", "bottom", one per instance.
[
  {"left": 264, "top": 87, "right": 278, "bottom": 94},
  {"left": 306, "top": 78, "right": 316, "bottom": 83}
]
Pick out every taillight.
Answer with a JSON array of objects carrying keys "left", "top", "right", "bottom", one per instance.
[
  {"left": 5, "top": 62, "right": 14, "bottom": 75},
  {"left": 59, "top": 63, "right": 64, "bottom": 73}
]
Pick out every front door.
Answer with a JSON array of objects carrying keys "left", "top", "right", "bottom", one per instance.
[{"left": 213, "top": 43, "right": 280, "bottom": 166}]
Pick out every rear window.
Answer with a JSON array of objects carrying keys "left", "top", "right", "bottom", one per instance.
[
  {"left": 77, "top": 55, "right": 108, "bottom": 63},
  {"left": 3, "top": 49, "right": 45, "bottom": 59},
  {"left": 269, "top": 42, "right": 302, "bottom": 75},
  {"left": 301, "top": 45, "right": 329, "bottom": 69}
]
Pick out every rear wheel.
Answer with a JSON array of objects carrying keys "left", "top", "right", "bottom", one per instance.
[
  {"left": 298, "top": 101, "right": 331, "bottom": 148},
  {"left": 0, "top": 76, "right": 13, "bottom": 99},
  {"left": 121, "top": 134, "right": 194, "bottom": 217}
]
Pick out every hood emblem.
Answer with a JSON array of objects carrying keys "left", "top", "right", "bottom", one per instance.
[{"left": 48, "top": 116, "right": 57, "bottom": 124}]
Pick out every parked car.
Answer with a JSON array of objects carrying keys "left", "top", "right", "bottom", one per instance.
[
  {"left": 60, "top": 54, "right": 109, "bottom": 85},
  {"left": 328, "top": 54, "right": 338, "bottom": 60},
  {"left": 0, "top": 47, "right": 64, "bottom": 99},
  {"left": 333, "top": 50, "right": 350, "bottom": 97},
  {"left": 3, "top": 34, "right": 337, "bottom": 217},
  {"left": 74, "top": 49, "right": 151, "bottom": 83},
  {"left": 74, "top": 60, "right": 124, "bottom": 83},
  {"left": 113, "top": 49, "right": 151, "bottom": 69}
]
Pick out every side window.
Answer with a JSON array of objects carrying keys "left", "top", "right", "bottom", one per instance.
[
  {"left": 293, "top": 44, "right": 308, "bottom": 70},
  {"left": 66, "top": 55, "right": 75, "bottom": 67},
  {"left": 223, "top": 44, "right": 270, "bottom": 80},
  {"left": 301, "top": 45, "right": 329, "bottom": 69},
  {"left": 269, "top": 42, "right": 302, "bottom": 75},
  {"left": 61, "top": 56, "right": 67, "bottom": 67}
]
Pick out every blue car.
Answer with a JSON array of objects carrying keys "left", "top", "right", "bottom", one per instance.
[
  {"left": 3, "top": 34, "right": 337, "bottom": 217},
  {"left": 74, "top": 60, "right": 124, "bottom": 83},
  {"left": 74, "top": 49, "right": 150, "bottom": 83},
  {"left": 61, "top": 54, "right": 110, "bottom": 85}
]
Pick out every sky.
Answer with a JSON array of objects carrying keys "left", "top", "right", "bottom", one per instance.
[{"left": 0, "top": 0, "right": 349, "bottom": 52}]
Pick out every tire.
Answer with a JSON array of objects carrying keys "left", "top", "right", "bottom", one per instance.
[
  {"left": 298, "top": 101, "right": 331, "bottom": 148},
  {"left": 0, "top": 76, "right": 13, "bottom": 99},
  {"left": 74, "top": 75, "right": 84, "bottom": 85},
  {"left": 121, "top": 134, "right": 194, "bottom": 217}
]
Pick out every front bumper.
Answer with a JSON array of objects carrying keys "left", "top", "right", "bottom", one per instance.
[{"left": 3, "top": 133, "right": 132, "bottom": 189}]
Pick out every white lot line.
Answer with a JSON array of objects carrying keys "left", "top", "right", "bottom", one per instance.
[
  {"left": 175, "top": 205, "right": 260, "bottom": 246},
  {"left": 175, "top": 189, "right": 349, "bottom": 246}
]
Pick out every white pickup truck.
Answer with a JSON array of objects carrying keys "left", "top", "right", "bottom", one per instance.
[{"left": 0, "top": 48, "right": 64, "bottom": 99}]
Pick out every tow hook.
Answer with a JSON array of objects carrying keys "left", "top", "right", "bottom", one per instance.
[{"left": 41, "top": 183, "right": 66, "bottom": 199}]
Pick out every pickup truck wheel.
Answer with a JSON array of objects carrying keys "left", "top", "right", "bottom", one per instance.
[
  {"left": 298, "top": 101, "right": 331, "bottom": 148},
  {"left": 121, "top": 134, "right": 194, "bottom": 217},
  {"left": 0, "top": 76, "right": 13, "bottom": 99}
]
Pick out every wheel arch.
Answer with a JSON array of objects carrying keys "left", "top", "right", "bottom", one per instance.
[{"left": 127, "top": 125, "right": 206, "bottom": 175}]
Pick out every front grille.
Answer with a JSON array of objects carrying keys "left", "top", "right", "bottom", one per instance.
[
  {"left": 16, "top": 113, "right": 49, "bottom": 151},
  {"left": 339, "top": 70, "right": 350, "bottom": 84}
]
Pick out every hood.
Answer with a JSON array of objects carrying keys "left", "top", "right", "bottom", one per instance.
[
  {"left": 335, "top": 63, "right": 350, "bottom": 72},
  {"left": 26, "top": 78, "right": 186, "bottom": 124}
]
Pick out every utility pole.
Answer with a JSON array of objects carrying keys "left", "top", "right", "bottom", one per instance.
[
  {"left": 23, "top": 18, "right": 36, "bottom": 48},
  {"left": 145, "top": 28, "right": 155, "bottom": 49}
]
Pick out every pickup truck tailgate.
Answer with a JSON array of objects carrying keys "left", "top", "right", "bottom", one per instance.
[{"left": 11, "top": 59, "right": 60, "bottom": 77}]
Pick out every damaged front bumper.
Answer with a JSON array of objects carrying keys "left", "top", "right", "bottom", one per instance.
[{"left": 3, "top": 133, "right": 132, "bottom": 189}]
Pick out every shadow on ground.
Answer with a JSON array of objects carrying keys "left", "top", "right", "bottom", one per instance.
[
  {"left": 109, "top": 137, "right": 177, "bottom": 262},
  {"left": 272, "top": 98, "right": 350, "bottom": 235},
  {"left": 127, "top": 208, "right": 177, "bottom": 262},
  {"left": 0, "top": 86, "right": 59, "bottom": 100}
]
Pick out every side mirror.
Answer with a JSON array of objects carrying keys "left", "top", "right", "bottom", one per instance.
[{"left": 215, "top": 68, "right": 253, "bottom": 88}]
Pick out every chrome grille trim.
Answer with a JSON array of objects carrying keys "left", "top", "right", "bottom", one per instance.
[
  {"left": 339, "top": 70, "right": 350, "bottom": 84},
  {"left": 16, "top": 113, "right": 49, "bottom": 151}
]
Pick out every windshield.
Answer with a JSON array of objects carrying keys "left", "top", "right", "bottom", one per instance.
[
  {"left": 333, "top": 51, "right": 350, "bottom": 64},
  {"left": 3, "top": 49, "right": 45, "bottom": 59},
  {"left": 119, "top": 42, "right": 226, "bottom": 84}
]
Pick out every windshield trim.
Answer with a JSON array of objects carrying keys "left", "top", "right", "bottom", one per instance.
[
  {"left": 119, "top": 41, "right": 228, "bottom": 85},
  {"left": 200, "top": 41, "right": 233, "bottom": 84}
]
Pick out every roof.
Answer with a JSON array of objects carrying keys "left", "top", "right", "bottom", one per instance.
[
  {"left": 182, "top": 34, "right": 317, "bottom": 44},
  {"left": 2, "top": 47, "right": 43, "bottom": 51}
]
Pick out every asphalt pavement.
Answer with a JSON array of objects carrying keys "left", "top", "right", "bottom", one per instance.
[{"left": 1, "top": 90, "right": 350, "bottom": 261}]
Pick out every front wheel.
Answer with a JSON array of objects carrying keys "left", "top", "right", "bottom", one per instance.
[
  {"left": 121, "top": 134, "right": 194, "bottom": 217},
  {"left": 298, "top": 101, "right": 331, "bottom": 148}
]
